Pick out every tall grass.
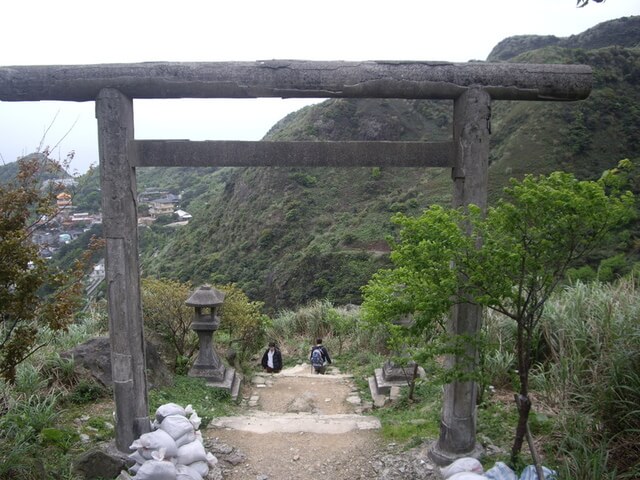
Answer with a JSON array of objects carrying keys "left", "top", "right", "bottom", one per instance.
[
  {"left": 534, "top": 278, "right": 640, "bottom": 478},
  {"left": 0, "top": 391, "right": 62, "bottom": 480},
  {"left": 482, "top": 310, "right": 518, "bottom": 389},
  {"left": 267, "top": 299, "right": 335, "bottom": 340},
  {"left": 0, "top": 309, "right": 108, "bottom": 480},
  {"left": 265, "top": 299, "right": 388, "bottom": 363}
]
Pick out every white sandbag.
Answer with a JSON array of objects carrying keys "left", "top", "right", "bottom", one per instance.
[
  {"left": 485, "top": 461, "right": 517, "bottom": 480},
  {"left": 155, "top": 402, "right": 187, "bottom": 423},
  {"left": 128, "top": 450, "right": 145, "bottom": 466},
  {"left": 184, "top": 404, "right": 195, "bottom": 416},
  {"left": 176, "top": 439, "right": 208, "bottom": 465},
  {"left": 128, "top": 462, "right": 141, "bottom": 475},
  {"left": 151, "top": 448, "right": 168, "bottom": 461},
  {"left": 194, "top": 431, "right": 203, "bottom": 444},
  {"left": 133, "top": 459, "right": 177, "bottom": 480},
  {"left": 206, "top": 452, "right": 218, "bottom": 466},
  {"left": 174, "top": 430, "right": 198, "bottom": 448},
  {"left": 189, "top": 411, "right": 202, "bottom": 430},
  {"left": 131, "top": 429, "right": 178, "bottom": 460},
  {"left": 185, "top": 461, "right": 209, "bottom": 478},
  {"left": 116, "top": 470, "right": 134, "bottom": 480},
  {"left": 159, "top": 414, "right": 196, "bottom": 440},
  {"left": 176, "top": 464, "right": 204, "bottom": 480},
  {"left": 519, "top": 465, "right": 558, "bottom": 480},
  {"left": 441, "top": 457, "right": 484, "bottom": 478},
  {"left": 448, "top": 473, "right": 486, "bottom": 480}
]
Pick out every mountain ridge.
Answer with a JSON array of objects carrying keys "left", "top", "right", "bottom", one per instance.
[{"left": 487, "top": 15, "right": 640, "bottom": 61}]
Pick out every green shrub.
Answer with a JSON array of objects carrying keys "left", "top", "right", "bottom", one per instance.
[
  {"left": 13, "top": 364, "right": 47, "bottom": 396},
  {"left": 483, "top": 349, "right": 516, "bottom": 389},
  {"left": 149, "top": 375, "right": 236, "bottom": 427},
  {"left": 142, "top": 277, "right": 198, "bottom": 372},
  {"left": 567, "top": 264, "right": 597, "bottom": 283},
  {"left": 597, "top": 254, "right": 628, "bottom": 282},
  {"left": 290, "top": 172, "right": 318, "bottom": 187},
  {"left": 0, "top": 393, "right": 59, "bottom": 444},
  {"left": 39, "top": 427, "right": 79, "bottom": 453},
  {"left": 40, "top": 354, "right": 78, "bottom": 389},
  {"left": 68, "top": 379, "right": 108, "bottom": 405}
]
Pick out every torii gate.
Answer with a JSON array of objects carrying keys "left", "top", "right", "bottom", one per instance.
[{"left": 0, "top": 60, "right": 591, "bottom": 461}]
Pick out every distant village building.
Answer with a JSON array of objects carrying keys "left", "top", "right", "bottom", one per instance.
[
  {"left": 148, "top": 194, "right": 180, "bottom": 217},
  {"left": 56, "top": 192, "right": 72, "bottom": 209},
  {"left": 174, "top": 209, "right": 192, "bottom": 221},
  {"left": 71, "top": 212, "right": 91, "bottom": 226},
  {"left": 137, "top": 188, "right": 169, "bottom": 204}
]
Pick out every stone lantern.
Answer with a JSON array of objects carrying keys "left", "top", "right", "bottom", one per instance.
[{"left": 186, "top": 284, "right": 226, "bottom": 382}]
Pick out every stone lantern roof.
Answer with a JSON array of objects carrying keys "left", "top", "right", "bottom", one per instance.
[{"left": 185, "top": 284, "right": 225, "bottom": 307}]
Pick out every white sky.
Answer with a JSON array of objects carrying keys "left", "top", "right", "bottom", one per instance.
[{"left": 1, "top": 0, "right": 638, "bottom": 174}]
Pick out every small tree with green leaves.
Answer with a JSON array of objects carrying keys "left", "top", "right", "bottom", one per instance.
[
  {"left": 216, "top": 283, "right": 268, "bottom": 368},
  {"left": 141, "top": 277, "right": 198, "bottom": 373},
  {"left": 362, "top": 166, "right": 634, "bottom": 463}
]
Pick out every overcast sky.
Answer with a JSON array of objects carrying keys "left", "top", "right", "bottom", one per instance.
[{"left": 1, "top": 0, "right": 638, "bottom": 174}]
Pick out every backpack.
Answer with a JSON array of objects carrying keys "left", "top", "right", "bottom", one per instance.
[{"left": 311, "top": 347, "right": 324, "bottom": 368}]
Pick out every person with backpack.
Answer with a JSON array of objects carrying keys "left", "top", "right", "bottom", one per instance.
[{"left": 310, "top": 338, "right": 331, "bottom": 374}]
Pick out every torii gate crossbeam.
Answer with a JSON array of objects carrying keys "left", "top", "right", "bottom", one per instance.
[{"left": 0, "top": 60, "right": 591, "bottom": 461}]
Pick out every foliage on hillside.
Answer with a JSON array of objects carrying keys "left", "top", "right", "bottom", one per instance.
[
  {"left": 0, "top": 152, "right": 70, "bottom": 185},
  {"left": 487, "top": 15, "right": 640, "bottom": 62}
]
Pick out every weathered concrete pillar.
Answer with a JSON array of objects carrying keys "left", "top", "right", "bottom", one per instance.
[
  {"left": 430, "top": 88, "right": 491, "bottom": 464},
  {"left": 96, "top": 88, "right": 150, "bottom": 451}
]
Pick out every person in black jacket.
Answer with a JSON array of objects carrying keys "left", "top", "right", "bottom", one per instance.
[
  {"left": 310, "top": 338, "right": 331, "bottom": 374},
  {"left": 261, "top": 341, "right": 282, "bottom": 373}
]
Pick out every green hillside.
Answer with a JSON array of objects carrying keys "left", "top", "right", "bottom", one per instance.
[
  {"left": 50, "top": 16, "right": 640, "bottom": 311},
  {"left": 0, "top": 152, "right": 70, "bottom": 185}
]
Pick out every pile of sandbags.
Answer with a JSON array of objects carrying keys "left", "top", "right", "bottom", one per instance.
[
  {"left": 440, "top": 457, "right": 558, "bottom": 480},
  {"left": 120, "top": 403, "right": 217, "bottom": 480}
]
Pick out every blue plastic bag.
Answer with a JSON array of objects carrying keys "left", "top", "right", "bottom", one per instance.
[
  {"left": 484, "top": 461, "right": 517, "bottom": 480},
  {"left": 519, "top": 465, "right": 558, "bottom": 480}
]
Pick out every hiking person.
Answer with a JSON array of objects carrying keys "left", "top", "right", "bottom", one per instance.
[
  {"left": 310, "top": 338, "right": 331, "bottom": 374},
  {"left": 261, "top": 341, "right": 283, "bottom": 373}
]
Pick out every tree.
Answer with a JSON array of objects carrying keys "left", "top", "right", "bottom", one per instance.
[
  {"left": 577, "top": 0, "right": 605, "bottom": 7},
  {"left": 141, "top": 277, "right": 198, "bottom": 373},
  {"left": 0, "top": 154, "right": 88, "bottom": 382},
  {"left": 215, "top": 283, "right": 268, "bottom": 367},
  {"left": 362, "top": 166, "right": 634, "bottom": 463}
]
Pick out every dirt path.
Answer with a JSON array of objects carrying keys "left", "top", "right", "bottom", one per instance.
[{"left": 204, "top": 364, "right": 396, "bottom": 480}]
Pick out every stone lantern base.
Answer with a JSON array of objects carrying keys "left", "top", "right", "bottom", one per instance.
[
  {"left": 367, "top": 360, "right": 426, "bottom": 408},
  {"left": 189, "top": 362, "right": 226, "bottom": 382},
  {"left": 189, "top": 366, "right": 242, "bottom": 402},
  {"left": 427, "top": 439, "right": 484, "bottom": 466}
]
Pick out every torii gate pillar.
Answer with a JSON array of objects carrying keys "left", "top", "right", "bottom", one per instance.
[
  {"left": 430, "top": 88, "right": 491, "bottom": 463},
  {"left": 96, "top": 88, "right": 151, "bottom": 451}
]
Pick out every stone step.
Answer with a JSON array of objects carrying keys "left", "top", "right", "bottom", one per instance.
[
  {"left": 205, "top": 366, "right": 242, "bottom": 402},
  {"left": 230, "top": 371, "right": 243, "bottom": 403},
  {"left": 368, "top": 375, "right": 389, "bottom": 408},
  {"left": 208, "top": 412, "right": 381, "bottom": 434}
]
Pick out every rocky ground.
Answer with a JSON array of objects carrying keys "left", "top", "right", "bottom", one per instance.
[{"left": 203, "top": 364, "right": 441, "bottom": 480}]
